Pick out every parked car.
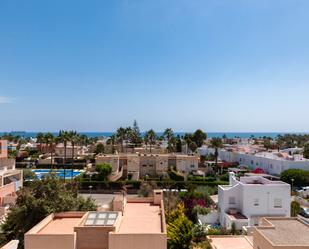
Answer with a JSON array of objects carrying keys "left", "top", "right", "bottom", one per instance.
[
  {"left": 296, "top": 186, "right": 309, "bottom": 198},
  {"left": 299, "top": 207, "right": 309, "bottom": 218}
]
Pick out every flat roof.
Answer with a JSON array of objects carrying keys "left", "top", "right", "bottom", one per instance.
[
  {"left": 118, "top": 203, "right": 162, "bottom": 234},
  {"left": 38, "top": 217, "right": 81, "bottom": 234},
  {"left": 209, "top": 236, "right": 253, "bottom": 249},
  {"left": 257, "top": 218, "right": 309, "bottom": 246}
]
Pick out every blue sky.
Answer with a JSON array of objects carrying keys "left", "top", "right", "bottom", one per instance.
[{"left": 0, "top": 0, "right": 309, "bottom": 132}]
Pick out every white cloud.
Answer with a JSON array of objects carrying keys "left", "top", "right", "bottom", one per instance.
[{"left": 0, "top": 96, "right": 15, "bottom": 104}]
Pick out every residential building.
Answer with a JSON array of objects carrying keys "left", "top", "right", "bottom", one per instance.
[
  {"left": 25, "top": 190, "right": 167, "bottom": 249},
  {"left": 0, "top": 140, "right": 23, "bottom": 217},
  {"left": 209, "top": 217, "right": 309, "bottom": 249},
  {"left": 218, "top": 172, "right": 290, "bottom": 230},
  {"left": 219, "top": 146, "right": 309, "bottom": 175},
  {"left": 95, "top": 153, "right": 199, "bottom": 180},
  {"left": 55, "top": 143, "right": 88, "bottom": 158}
]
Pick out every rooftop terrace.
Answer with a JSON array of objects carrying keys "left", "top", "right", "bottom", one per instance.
[
  {"left": 38, "top": 216, "right": 81, "bottom": 235},
  {"left": 256, "top": 218, "right": 309, "bottom": 246},
  {"left": 209, "top": 236, "right": 253, "bottom": 249},
  {"left": 118, "top": 202, "right": 162, "bottom": 234}
]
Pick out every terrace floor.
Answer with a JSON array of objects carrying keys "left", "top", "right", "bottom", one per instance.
[{"left": 118, "top": 202, "right": 162, "bottom": 234}]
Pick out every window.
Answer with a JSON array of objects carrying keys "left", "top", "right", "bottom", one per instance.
[
  {"left": 274, "top": 198, "right": 282, "bottom": 208},
  {"left": 190, "top": 165, "right": 195, "bottom": 168},
  {"left": 251, "top": 160, "right": 254, "bottom": 165},
  {"left": 229, "top": 197, "right": 236, "bottom": 204},
  {"left": 254, "top": 199, "right": 259, "bottom": 206}
]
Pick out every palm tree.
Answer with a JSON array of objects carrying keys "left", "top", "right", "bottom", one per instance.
[
  {"left": 144, "top": 129, "right": 157, "bottom": 153},
  {"left": 116, "top": 127, "right": 126, "bottom": 152},
  {"left": 209, "top": 137, "right": 223, "bottom": 173},
  {"left": 125, "top": 127, "right": 133, "bottom": 153},
  {"left": 45, "top": 133, "right": 56, "bottom": 169},
  {"left": 107, "top": 134, "right": 116, "bottom": 153},
  {"left": 68, "top": 131, "right": 79, "bottom": 180},
  {"left": 36, "top": 132, "right": 46, "bottom": 153},
  {"left": 58, "top": 130, "right": 69, "bottom": 182},
  {"left": 163, "top": 128, "right": 175, "bottom": 152}
]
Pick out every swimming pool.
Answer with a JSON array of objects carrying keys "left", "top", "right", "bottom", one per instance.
[{"left": 32, "top": 169, "right": 82, "bottom": 180}]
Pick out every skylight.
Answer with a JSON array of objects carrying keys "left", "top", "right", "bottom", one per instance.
[{"left": 84, "top": 212, "right": 118, "bottom": 226}]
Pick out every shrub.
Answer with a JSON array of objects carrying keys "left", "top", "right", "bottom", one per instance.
[
  {"left": 95, "top": 163, "right": 112, "bottom": 181},
  {"left": 291, "top": 201, "right": 301, "bottom": 217},
  {"left": 167, "top": 204, "right": 193, "bottom": 249},
  {"left": 168, "top": 170, "right": 185, "bottom": 181},
  {"left": 192, "top": 224, "right": 206, "bottom": 242}
]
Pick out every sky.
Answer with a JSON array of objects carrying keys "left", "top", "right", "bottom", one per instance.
[{"left": 0, "top": 0, "right": 309, "bottom": 132}]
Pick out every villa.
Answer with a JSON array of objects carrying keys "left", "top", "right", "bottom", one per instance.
[
  {"left": 218, "top": 172, "right": 290, "bottom": 230},
  {"left": 24, "top": 190, "right": 167, "bottom": 249},
  {"left": 0, "top": 140, "right": 23, "bottom": 218}
]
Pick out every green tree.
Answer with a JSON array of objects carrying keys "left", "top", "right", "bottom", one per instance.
[
  {"left": 291, "top": 201, "right": 301, "bottom": 217},
  {"left": 263, "top": 138, "right": 272, "bottom": 150},
  {"left": 0, "top": 174, "right": 96, "bottom": 248},
  {"left": 144, "top": 129, "right": 157, "bottom": 153},
  {"left": 167, "top": 203, "right": 193, "bottom": 249},
  {"left": 116, "top": 127, "right": 127, "bottom": 152},
  {"left": 68, "top": 131, "right": 79, "bottom": 180},
  {"left": 22, "top": 169, "right": 37, "bottom": 181},
  {"left": 94, "top": 143, "right": 105, "bottom": 154},
  {"left": 45, "top": 132, "right": 56, "bottom": 168},
  {"left": 209, "top": 137, "right": 223, "bottom": 172},
  {"left": 304, "top": 143, "right": 309, "bottom": 159},
  {"left": 129, "top": 120, "right": 143, "bottom": 147},
  {"left": 164, "top": 128, "right": 177, "bottom": 153},
  {"left": 193, "top": 129, "right": 207, "bottom": 147},
  {"left": 95, "top": 163, "right": 112, "bottom": 181},
  {"left": 176, "top": 135, "right": 182, "bottom": 153},
  {"left": 280, "top": 169, "right": 309, "bottom": 187},
  {"left": 58, "top": 130, "right": 70, "bottom": 182},
  {"left": 106, "top": 134, "right": 116, "bottom": 153}
]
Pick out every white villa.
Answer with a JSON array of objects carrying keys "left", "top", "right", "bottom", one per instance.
[{"left": 218, "top": 172, "right": 290, "bottom": 230}]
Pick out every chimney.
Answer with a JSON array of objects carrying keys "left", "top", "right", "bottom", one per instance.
[{"left": 229, "top": 172, "right": 236, "bottom": 185}]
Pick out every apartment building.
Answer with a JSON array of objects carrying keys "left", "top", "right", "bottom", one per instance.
[
  {"left": 95, "top": 153, "right": 199, "bottom": 179},
  {"left": 209, "top": 217, "right": 309, "bottom": 249},
  {"left": 25, "top": 190, "right": 167, "bottom": 249},
  {"left": 55, "top": 143, "right": 88, "bottom": 158},
  {"left": 218, "top": 172, "right": 290, "bottom": 230},
  {"left": 0, "top": 140, "right": 23, "bottom": 217},
  {"left": 219, "top": 147, "right": 309, "bottom": 175}
]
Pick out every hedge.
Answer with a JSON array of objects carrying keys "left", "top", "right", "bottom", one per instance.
[{"left": 78, "top": 180, "right": 228, "bottom": 190}]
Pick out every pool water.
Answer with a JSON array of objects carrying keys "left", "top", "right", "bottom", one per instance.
[{"left": 33, "top": 169, "right": 82, "bottom": 180}]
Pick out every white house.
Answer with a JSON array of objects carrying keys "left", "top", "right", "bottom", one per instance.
[
  {"left": 218, "top": 172, "right": 291, "bottom": 230},
  {"left": 219, "top": 149, "right": 309, "bottom": 175}
]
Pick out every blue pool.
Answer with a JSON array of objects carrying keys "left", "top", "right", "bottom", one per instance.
[{"left": 33, "top": 169, "right": 82, "bottom": 180}]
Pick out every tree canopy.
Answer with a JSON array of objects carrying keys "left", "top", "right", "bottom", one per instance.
[
  {"left": 0, "top": 174, "right": 96, "bottom": 248},
  {"left": 303, "top": 143, "right": 309, "bottom": 159},
  {"left": 280, "top": 169, "right": 309, "bottom": 187},
  {"left": 95, "top": 163, "right": 112, "bottom": 181},
  {"left": 167, "top": 203, "right": 193, "bottom": 249}
]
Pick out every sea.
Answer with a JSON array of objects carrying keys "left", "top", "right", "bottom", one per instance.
[{"left": 0, "top": 131, "right": 308, "bottom": 139}]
